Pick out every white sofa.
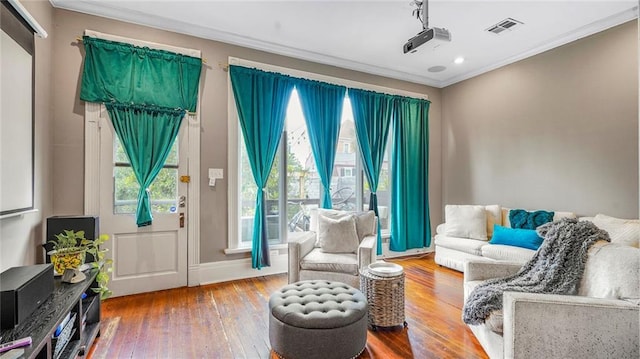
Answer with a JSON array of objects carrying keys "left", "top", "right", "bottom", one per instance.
[
  {"left": 434, "top": 205, "right": 577, "bottom": 272},
  {"left": 460, "top": 212, "right": 640, "bottom": 358},
  {"left": 463, "top": 251, "right": 639, "bottom": 358}
]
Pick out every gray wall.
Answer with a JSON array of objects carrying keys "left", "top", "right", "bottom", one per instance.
[
  {"left": 441, "top": 20, "right": 639, "bottom": 218},
  {"left": 0, "top": 0, "right": 54, "bottom": 271},
  {"left": 2, "top": 4, "right": 637, "bottom": 271},
  {"left": 50, "top": 9, "right": 442, "bottom": 264}
]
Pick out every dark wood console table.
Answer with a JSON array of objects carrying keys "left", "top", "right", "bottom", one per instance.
[{"left": 0, "top": 268, "right": 101, "bottom": 359}]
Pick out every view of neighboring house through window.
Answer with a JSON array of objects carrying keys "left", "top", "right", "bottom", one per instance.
[
  {"left": 113, "top": 136, "right": 179, "bottom": 214},
  {"left": 237, "top": 88, "right": 392, "bottom": 248}
]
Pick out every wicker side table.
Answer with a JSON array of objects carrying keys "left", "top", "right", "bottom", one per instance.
[{"left": 359, "top": 265, "right": 407, "bottom": 331}]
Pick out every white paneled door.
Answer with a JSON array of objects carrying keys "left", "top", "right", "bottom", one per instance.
[{"left": 98, "top": 113, "right": 188, "bottom": 297}]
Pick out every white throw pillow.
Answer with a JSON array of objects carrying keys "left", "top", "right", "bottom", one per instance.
[
  {"left": 353, "top": 210, "right": 376, "bottom": 241},
  {"left": 579, "top": 242, "right": 639, "bottom": 301},
  {"left": 317, "top": 213, "right": 359, "bottom": 253},
  {"left": 445, "top": 205, "right": 488, "bottom": 241},
  {"left": 592, "top": 214, "right": 639, "bottom": 248},
  {"left": 485, "top": 205, "right": 501, "bottom": 239}
]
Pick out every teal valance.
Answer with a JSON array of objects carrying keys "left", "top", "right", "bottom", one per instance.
[{"left": 80, "top": 36, "right": 202, "bottom": 111}]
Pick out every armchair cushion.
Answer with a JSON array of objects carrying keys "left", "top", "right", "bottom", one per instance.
[
  {"left": 299, "top": 248, "right": 358, "bottom": 275},
  {"left": 353, "top": 211, "right": 376, "bottom": 241},
  {"left": 317, "top": 212, "right": 359, "bottom": 253}
]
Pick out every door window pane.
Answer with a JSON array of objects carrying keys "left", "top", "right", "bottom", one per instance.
[{"left": 113, "top": 137, "right": 178, "bottom": 214}]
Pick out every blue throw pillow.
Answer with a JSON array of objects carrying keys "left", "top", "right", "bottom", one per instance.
[
  {"left": 509, "top": 209, "right": 554, "bottom": 230},
  {"left": 489, "top": 224, "right": 544, "bottom": 250}
]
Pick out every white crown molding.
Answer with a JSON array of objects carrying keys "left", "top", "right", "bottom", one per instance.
[
  {"left": 50, "top": 0, "right": 443, "bottom": 87},
  {"left": 440, "top": 6, "right": 639, "bottom": 88},
  {"left": 51, "top": 1, "right": 637, "bottom": 89}
]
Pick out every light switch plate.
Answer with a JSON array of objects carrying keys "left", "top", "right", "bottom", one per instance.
[{"left": 209, "top": 168, "right": 223, "bottom": 179}]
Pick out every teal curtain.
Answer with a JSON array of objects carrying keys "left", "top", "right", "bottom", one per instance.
[
  {"left": 296, "top": 79, "right": 346, "bottom": 208},
  {"left": 390, "top": 97, "right": 431, "bottom": 251},
  {"left": 229, "top": 65, "right": 295, "bottom": 269},
  {"left": 349, "top": 88, "right": 393, "bottom": 255},
  {"left": 80, "top": 37, "right": 202, "bottom": 111},
  {"left": 106, "top": 103, "right": 185, "bottom": 227},
  {"left": 80, "top": 36, "right": 202, "bottom": 227}
]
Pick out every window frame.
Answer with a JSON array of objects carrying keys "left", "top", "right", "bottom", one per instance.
[{"left": 225, "top": 57, "right": 428, "bottom": 253}]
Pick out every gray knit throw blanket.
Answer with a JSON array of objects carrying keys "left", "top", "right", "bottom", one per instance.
[{"left": 462, "top": 218, "right": 610, "bottom": 325}]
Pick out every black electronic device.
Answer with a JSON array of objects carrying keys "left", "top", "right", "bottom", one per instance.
[
  {"left": 0, "top": 264, "right": 54, "bottom": 329},
  {"left": 45, "top": 216, "right": 99, "bottom": 263}
]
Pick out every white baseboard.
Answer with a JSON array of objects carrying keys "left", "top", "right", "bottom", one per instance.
[
  {"left": 196, "top": 254, "right": 288, "bottom": 286},
  {"left": 190, "top": 244, "right": 431, "bottom": 286},
  {"left": 379, "top": 242, "right": 433, "bottom": 259}
]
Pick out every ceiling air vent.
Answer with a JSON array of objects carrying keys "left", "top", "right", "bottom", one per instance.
[{"left": 486, "top": 18, "right": 524, "bottom": 35}]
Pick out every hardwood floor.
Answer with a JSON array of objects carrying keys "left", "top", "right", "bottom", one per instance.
[{"left": 88, "top": 254, "right": 487, "bottom": 359}]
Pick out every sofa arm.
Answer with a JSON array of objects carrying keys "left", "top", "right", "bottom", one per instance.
[
  {"left": 287, "top": 232, "right": 316, "bottom": 284},
  {"left": 503, "top": 292, "right": 640, "bottom": 359},
  {"left": 358, "top": 235, "right": 376, "bottom": 270},
  {"left": 463, "top": 261, "right": 522, "bottom": 282}
]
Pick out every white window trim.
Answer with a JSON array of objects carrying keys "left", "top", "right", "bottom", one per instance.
[
  {"left": 226, "top": 57, "right": 428, "bottom": 251},
  {"left": 83, "top": 30, "right": 202, "bottom": 286}
]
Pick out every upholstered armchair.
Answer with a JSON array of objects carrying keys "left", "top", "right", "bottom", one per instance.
[
  {"left": 288, "top": 209, "right": 377, "bottom": 288},
  {"left": 463, "top": 259, "right": 639, "bottom": 359}
]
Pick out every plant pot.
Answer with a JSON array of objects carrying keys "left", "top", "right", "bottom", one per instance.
[{"left": 49, "top": 249, "right": 86, "bottom": 275}]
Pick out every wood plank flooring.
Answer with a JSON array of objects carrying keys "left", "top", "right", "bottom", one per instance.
[{"left": 88, "top": 254, "right": 487, "bottom": 359}]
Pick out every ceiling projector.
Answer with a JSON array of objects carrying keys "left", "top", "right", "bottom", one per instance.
[
  {"left": 403, "top": 27, "right": 451, "bottom": 54},
  {"left": 404, "top": 0, "right": 451, "bottom": 54}
]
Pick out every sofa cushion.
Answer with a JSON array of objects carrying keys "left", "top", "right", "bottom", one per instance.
[
  {"left": 489, "top": 225, "right": 544, "bottom": 250},
  {"left": 299, "top": 248, "right": 359, "bottom": 275},
  {"left": 509, "top": 209, "right": 554, "bottom": 230},
  {"left": 445, "top": 205, "right": 488, "bottom": 241},
  {"left": 502, "top": 208, "right": 576, "bottom": 228},
  {"left": 592, "top": 214, "right": 639, "bottom": 248},
  {"left": 578, "top": 242, "right": 639, "bottom": 301},
  {"left": 481, "top": 244, "right": 536, "bottom": 264},
  {"left": 434, "top": 234, "right": 487, "bottom": 256},
  {"left": 317, "top": 212, "right": 359, "bottom": 253}
]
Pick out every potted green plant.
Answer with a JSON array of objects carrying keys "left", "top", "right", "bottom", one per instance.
[{"left": 48, "top": 230, "right": 113, "bottom": 299}]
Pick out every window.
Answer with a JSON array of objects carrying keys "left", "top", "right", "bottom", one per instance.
[
  {"left": 113, "top": 136, "right": 179, "bottom": 214},
  {"left": 237, "top": 89, "right": 359, "bottom": 247},
  {"left": 363, "top": 137, "right": 392, "bottom": 232},
  {"left": 227, "top": 58, "right": 425, "bottom": 251}
]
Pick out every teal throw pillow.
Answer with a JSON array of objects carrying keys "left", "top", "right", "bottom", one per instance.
[
  {"left": 509, "top": 209, "right": 554, "bottom": 230},
  {"left": 489, "top": 224, "right": 544, "bottom": 250}
]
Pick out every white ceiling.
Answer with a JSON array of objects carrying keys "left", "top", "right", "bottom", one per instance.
[{"left": 50, "top": 0, "right": 638, "bottom": 88}]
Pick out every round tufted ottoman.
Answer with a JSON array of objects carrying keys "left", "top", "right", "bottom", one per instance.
[{"left": 269, "top": 280, "right": 368, "bottom": 359}]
